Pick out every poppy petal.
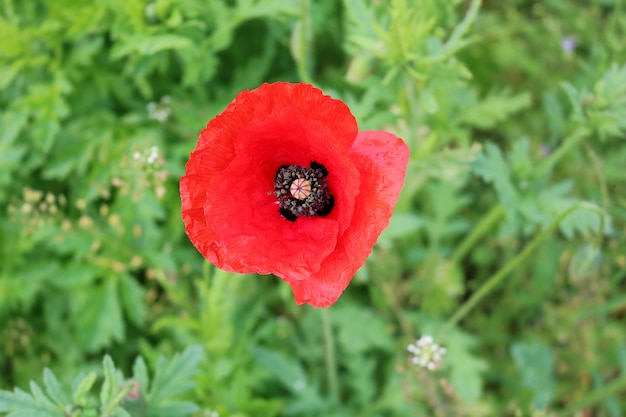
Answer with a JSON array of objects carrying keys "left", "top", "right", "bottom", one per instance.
[
  {"left": 285, "top": 130, "right": 410, "bottom": 307},
  {"left": 181, "top": 83, "right": 361, "bottom": 279},
  {"left": 181, "top": 82, "right": 409, "bottom": 308}
]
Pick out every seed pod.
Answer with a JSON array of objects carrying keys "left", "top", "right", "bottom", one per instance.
[{"left": 289, "top": 178, "right": 312, "bottom": 200}]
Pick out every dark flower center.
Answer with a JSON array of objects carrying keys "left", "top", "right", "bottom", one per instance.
[{"left": 274, "top": 162, "right": 335, "bottom": 222}]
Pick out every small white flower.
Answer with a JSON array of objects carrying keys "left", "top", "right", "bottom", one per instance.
[
  {"left": 146, "top": 146, "right": 159, "bottom": 164},
  {"left": 147, "top": 96, "right": 172, "bottom": 123},
  {"left": 407, "top": 335, "right": 446, "bottom": 371},
  {"left": 133, "top": 146, "right": 161, "bottom": 165}
]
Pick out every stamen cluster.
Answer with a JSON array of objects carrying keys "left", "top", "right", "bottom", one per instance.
[{"left": 274, "top": 162, "right": 334, "bottom": 222}]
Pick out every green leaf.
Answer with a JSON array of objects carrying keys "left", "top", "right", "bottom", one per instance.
[
  {"left": 132, "top": 356, "right": 150, "bottom": 397},
  {"left": 0, "top": 111, "right": 28, "bottom": 145},
  {"left": 71, "top": 279, "right": 125, "bottom": 352},
  {"left": 564, "top": 63, "right": 626, "bottom": 140},
  {"left": 0, "top": 386, "right": 65, "bottom": 417},
  {"left": 252, "top": 347, "right": 308, "bottom": 394},
  {"left": 72, "top": 372, "right": 97, "bottom": 406},
  {"left": 472, "top": 142, "right": 518, "bottom": 215},
  {"left": 145, "top": 346, "right": 203, "bottom": 415},
  {"left": 377, "top": 213, "right": 425, "bottom": 247},
  {"left": 109, "top": 34, "right": 193, "bottom": 59},
  {"left": 119, "top": 275, "right": 146, "bottom": 327},
  {"left": 42, "top": 369, "right": 70, "bottom": 408},
  {"left": 445, "top": 329, "right": 487, "bottom": 402},
  {"left": 332, "top": 304, "right": 394, "bottom": 353},
  {"left": 568, "top": 244, "right": 602, "bottom": 282},
  {"left": 100, "top": 355, "right": 119, "bottom": 409},
  {"left": 461, "top": 90, "right": 531, "bottom": 129},
  {"left": 511, "top": 341, "right": 555, "bottom": 407}
]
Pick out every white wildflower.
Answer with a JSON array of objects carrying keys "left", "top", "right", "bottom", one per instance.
[
  {"left": 147, "top": 96, "right": 172, "bottom": 123},
  {"left": 407, "top": 335, "right": 446, "bottom": 371}
]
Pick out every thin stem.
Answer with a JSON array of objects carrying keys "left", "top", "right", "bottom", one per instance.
[
  {"left": 561, "top": 372, "right": 626, "bottom": 416},
  {"left": 203, "top": 259, "right": 213, "bottom": 281},
  {"left": 445, "top": 0, "right": 482, "bottom": 49},
  {"left": 584, "top": 143, "right": 610, "bottom": 208},
  {"left": 297, "top": 0, "right": 313, "bottom": 85},
  {"left": 449, "top": 129, "right": 591, "bottom": 267},
  {"left": 441, "top": 202, "right": 605, "bottom": 333},
  {"left": 539, "top": 128, "right": 590, "bottom": 177},
  {"left": 100, "top": 384, "right": 134, "bottom": 417},
  {"left": 451, "top": 204, "right": 505, "bottom": 264},
  {"left": 321, "top": 308, "right": 339, "bottom": 403}
]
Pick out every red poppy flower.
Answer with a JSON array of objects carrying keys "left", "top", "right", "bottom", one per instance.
[{"left": 180, "top": 82, "right": 409, "bottom": 307}]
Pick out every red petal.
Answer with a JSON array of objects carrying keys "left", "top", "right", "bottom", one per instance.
[
  {"left": 285, "top": 130, "right": 410, "bottom": 307},
  {"left": 181, "top": 83, "right": 361, "bottom": 279}
]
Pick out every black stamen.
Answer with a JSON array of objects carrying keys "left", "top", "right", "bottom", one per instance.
[
  {"left": 310, "top": 161, "right": 328, "bottom": 176},
  {"left": 316, "top": 195, "right": 334, "bottom": 217},
  {"left": 279, "top": 208, "right": 298, "bottom": 222}
]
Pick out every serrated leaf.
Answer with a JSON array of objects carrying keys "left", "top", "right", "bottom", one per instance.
[
  {"left": 424, "top": 180, "right": 471, "bottom": 241},
  {"left": 0, "top": 387, "right": 64, "bottom": 417},
  {"left": 146, "top": 346, "right": 203, "bottom": 415},
  {"left": 472, "top": 142, "right": 518, "bottom": 215},
  {"left": 563, "top": 63, "right": 626, "bottom": 139},
  {"left": 42, "top": 369, "right": 69, "bottom": 408},
  {"left": 29, "top": 382, "right": 57, "bottom": 410},
  {"left": 537, "top": 188, "right": 609, "bottom": 238},
  {"left": 461, "top": 90, "right": 531, "bottom": 129}
]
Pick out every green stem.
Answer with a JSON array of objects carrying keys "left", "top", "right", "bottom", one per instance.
[
  {"left": 451, "top": 204, "right": 505, "bottom": 264},
  {"left": 539, "top": 128, "right": 590, "bottom": 177},
  {"left": 450, "top": 129, "right": 591, "bottom": 267},
  {"left": 584, "top": 143, "right": 610, "bottom": 208},
  {"left": 441, "top": 202, "right": 605, "bottom": 333},
  {"left": 297, "top": 0, "right": 313, "bottom": 84},
  {"left": 203, "top": 259, "right": 213, "bottom": 281},
  {"left": 561, "top": 372, "right": 626, "bottom": 416},
  {"left": 321, "top": 308, "right": 339, "bottom": 403},
  {"left": 100, "top": 384, "right": 135, "bottom": 417},
  {"left": 446, "top": 0, "right": 482, "bottom": 49}
]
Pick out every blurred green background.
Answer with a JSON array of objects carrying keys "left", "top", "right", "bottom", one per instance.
[{"left": 1, "top": 0, "right": 626, "bottom": 416}]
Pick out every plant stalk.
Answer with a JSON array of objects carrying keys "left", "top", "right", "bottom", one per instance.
[
  {"left": 321, "top": 308, "right": 339, "bottom": 403},
  {"left": 451, "top": 204, "right": 505, "bottom": 265},
  {"left": 539, "top": 128, "right": 590, "bottom": 177},
  {"left": 298, "top": 0, "right": 313, "bottom": 84},
  {"left": 441, "top": 202, "right": 605, "bottom": 333}
]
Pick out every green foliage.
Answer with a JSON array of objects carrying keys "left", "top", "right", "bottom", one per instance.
[
  {"left": 2, "top": 0, "right": 626, "bottom": 416},
  {"left": 563, "top": 64, "right": 626, "bottom": 140},
  {"left": 0, "top": 346, "right": 202, "bottom": 417},
  {"left": 511, "top": 341, "right": 555, "bottom": 408}
]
